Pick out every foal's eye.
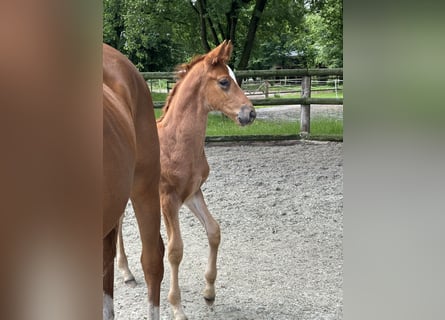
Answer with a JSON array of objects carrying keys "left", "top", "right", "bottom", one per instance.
[{"left": 218, "top": 78, "right": 230, "bottom": 88}]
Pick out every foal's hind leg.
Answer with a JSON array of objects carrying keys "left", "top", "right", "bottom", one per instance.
[
  {"left": 185, "top": 189, "right": 221, "bottom": 303},
  {"left": 161, "top": 194, "right": 188, "bottom": 320},
  {"left": 116, "top": 213, "right": 137, "bottom": 287}
]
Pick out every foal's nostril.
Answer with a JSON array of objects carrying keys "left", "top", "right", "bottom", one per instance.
[{"left": 237, "top": 105, "right": 256, "bottom": 126}]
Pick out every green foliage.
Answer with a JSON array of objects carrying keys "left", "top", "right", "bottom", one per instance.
[
  {"left": 303, "top": 0, "right": 343, "bottom": 68},
  {"left": 103, "top": 0, "right": 196, "bottom": 71},
  {"left": 103, "top": 0, "right": 342, "bottom": 71},
  {"left": 250, "top": 0, "right": 342, "bottom": 69},
  {"left": 103, "top": 0, "right": 125, "bottom": 50},
  {"left": 249, "top": 0, "right": 305, "bottom": 68}
]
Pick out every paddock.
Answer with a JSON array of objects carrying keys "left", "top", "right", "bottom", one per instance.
[{"left": 114, "top": 141, "right": 343, "bottom": 320}]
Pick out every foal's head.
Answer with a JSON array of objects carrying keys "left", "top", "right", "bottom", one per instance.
[
  {"left": 202, "top": 41, "right": 256, "bottom": 125},
  {"left": 174, "top": 40, "right": 256, "bottom": 126}
]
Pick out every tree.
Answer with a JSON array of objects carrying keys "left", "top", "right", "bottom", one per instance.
[
  {"left": 103, "top": 0, "right": 272, "bottom": 71},
  {"left": 187, "top": 0, "right": 323, "bottom": 71},
  {"left": 237, "top": 0, "right": 268, "bottom": 70},
  {"left": 249, "top": 0, "right": 306, "bottom": 69},
  {"left": 103, "top": 0, "right": 190, "bottom": 71},
  {"left": 302, "top": 0, "right": 343, "bottom": 68},
  {"left": 103, "top": 0, "right": 125, "bottom": 51},
  {"left": 103, "top": 0, "right": 342, "bottom": 71},
  {"left": 188, "top": 0, "right": 268, "bottom": 71}
]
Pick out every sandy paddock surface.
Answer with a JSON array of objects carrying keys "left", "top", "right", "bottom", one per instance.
[
  {"left": 114, "top": 140, "right": 343, "bottom": 320},
  {"left": 254, "top": 104, "right": 343, "bottom": 122}
]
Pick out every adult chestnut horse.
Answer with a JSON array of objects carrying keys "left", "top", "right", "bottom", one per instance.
[
  {"left": 103, "top": 43, "right": 164, "bottom": 320},
  {"left": 116, "top": 40, "right": 256, "bottom": 320}
]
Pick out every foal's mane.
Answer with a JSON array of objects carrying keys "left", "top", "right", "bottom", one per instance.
[{"left": 157, "top": 54, "right": 207, "bottom": 122}]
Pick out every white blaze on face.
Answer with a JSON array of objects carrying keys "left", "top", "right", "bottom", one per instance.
[{"left": 226, "top": 65, "right": 239, "bottom": 87}]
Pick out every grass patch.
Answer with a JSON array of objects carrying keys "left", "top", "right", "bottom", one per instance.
[
  {"left": 206, "top": 114, "right": 298, "bottom": 137},
  {"left": 310, "top": 117, "right": 343, "bottom": 137},
  {"left": 312, "top": 91, "right": 343, "bottom": 99},
  {"left": 205, "top": 114, "right": 342, "bottom": 138},
  {"left": 151, "top": 92, "right": 168, "bottom": 102},
  {"left": 154, "top": 111, "right": 342, "bottom": 138},
  {"left": 151, "top": 93, "right": 343, "bottom": 140}
]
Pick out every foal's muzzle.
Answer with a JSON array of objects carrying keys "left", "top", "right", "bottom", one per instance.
[{"left": 238, "top": 105, "right": 256, "bottom": 126}]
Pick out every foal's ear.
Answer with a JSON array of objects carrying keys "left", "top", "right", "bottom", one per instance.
[{"left": 206, "top": 40, "right": 233, "bottom": 65}]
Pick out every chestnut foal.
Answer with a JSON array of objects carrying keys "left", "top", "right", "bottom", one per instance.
[{"left": 117, "top": 41, "right": 255, "bottom": 320}]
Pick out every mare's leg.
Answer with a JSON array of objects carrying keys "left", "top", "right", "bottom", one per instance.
[
  {"left": 184, "top": 189, "right": 221, "bottom": 303},
  {"left": 131, "top": 183, "right": 164, "bottom": 320},
  {"left": 116, "top": 213, "right": 137, "bottom": 287},
  {"left": 103, "top": 227, "right": 118, "bottom": 320},
  {"left": 162, "top": 194, "right": 188, "bottom": 320}
]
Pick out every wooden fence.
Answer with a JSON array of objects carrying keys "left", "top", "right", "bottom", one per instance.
[{"left": 141, "top": 68, "right": 343, "bottom": 137}]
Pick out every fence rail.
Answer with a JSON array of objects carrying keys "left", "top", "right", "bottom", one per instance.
[
  {"left": 143, "top": 68, "right": 343, "bottom": 138},
  {"left": 141, "top": 68, "right": 343, "bottom": 80},
  {"left": 153, "top": 97, "right": 342, "bottom": 109}
]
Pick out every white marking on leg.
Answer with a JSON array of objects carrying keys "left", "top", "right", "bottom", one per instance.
[
  {"left": 103, "top": 293, "right": 114, "bottom": 320},
  {"left": 148, "top": 303, "right": 160, "bottom": 320}
]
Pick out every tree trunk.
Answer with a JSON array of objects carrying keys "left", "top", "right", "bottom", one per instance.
[
  {"left": 225, "top": 0, "right": 251, "bottom": 43},
  {"left": 236, "top": 0, "right": 268, "bottom": 71},
  {"left": 206, "top": 16, "right": 220, "bottom": 46},
  {"left": 225, "top": 0, "right": 240, "bottom": 44},
  {"left": 197, "top": 0, "right": 211, "bottom": 52}
]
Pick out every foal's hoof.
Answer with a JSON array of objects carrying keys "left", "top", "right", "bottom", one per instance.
[
  {"left": 124, "top": 278, "right": 137, "bottom": 288},
  {"left": 203, "top": 286, "right": 216, "bottom": 305},
  {"left": 172, "top": 310, "right": 188, "bottom": 320},
  {"left": 204, "top": 296, "right": 215, "bottom": 306}
]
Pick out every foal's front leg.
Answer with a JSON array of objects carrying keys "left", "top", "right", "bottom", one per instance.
[{"left": 185, "top": 189, "right": 221, "bottom": 303}]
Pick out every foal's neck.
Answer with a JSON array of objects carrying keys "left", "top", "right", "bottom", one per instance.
[{"left": 158, "top": 82, "right": 209, "bottom": 152}]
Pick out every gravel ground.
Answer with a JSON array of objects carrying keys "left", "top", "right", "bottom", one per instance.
[
  {"left": 255, "top": 104, "right": 343, "bottom": 122},
  {"left": 114, "top": 140, "right": 343, "bottom": 320}
]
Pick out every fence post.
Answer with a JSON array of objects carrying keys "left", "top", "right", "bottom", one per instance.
[
  {"left": 264, "top": 80, "right": 269, "bottom": 98},
  {"left": 300, "top": 75, "right": 311, "bottom": 135},
  {"left": 334, "top": 77, "right": 338, "bottom": 98}
]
